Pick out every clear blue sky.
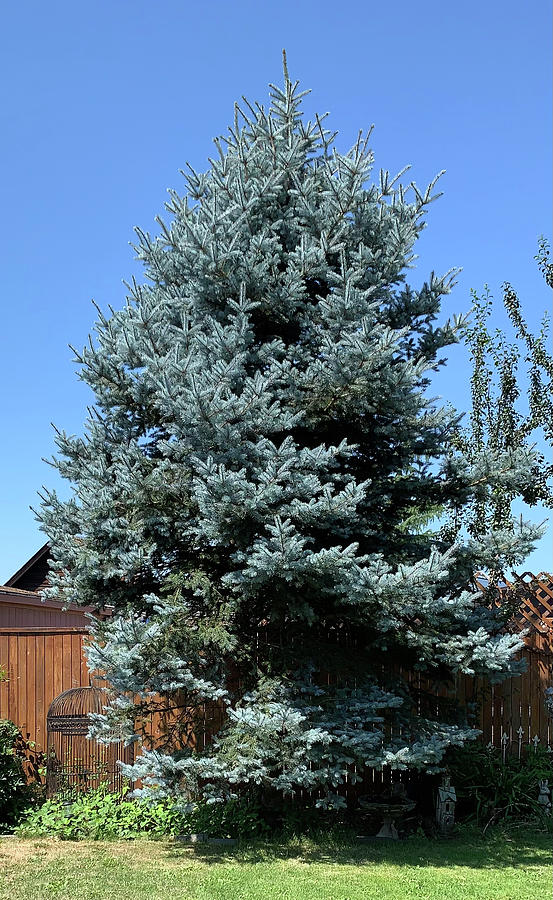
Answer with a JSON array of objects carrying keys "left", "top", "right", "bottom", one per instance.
[{"left": 0, "top": 0, "right": 551, "bottom": 581}]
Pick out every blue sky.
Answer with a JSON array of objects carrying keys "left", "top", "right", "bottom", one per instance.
[{"left": 0, "top": 0, "right": 551, "bottom": 581}]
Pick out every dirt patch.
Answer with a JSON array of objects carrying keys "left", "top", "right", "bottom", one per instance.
[
  {"left": 0, "top": 838, "right": 102, "bottom": 866},
  {"left": 0, "top": 838, "right": 202, "bottom": 871}
]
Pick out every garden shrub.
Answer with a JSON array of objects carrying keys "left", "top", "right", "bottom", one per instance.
[
  {"left": 447, "top": 742, "right": 553, "bottom": 830},
  {"left": 191, "top": 794, "right": 270, "bottom": 839},
  {"left": 16, "top": 785, "right": 269, "bottom": 840},
  {"left": 0, "top": 719, "right": 37, "bottom": 830}
]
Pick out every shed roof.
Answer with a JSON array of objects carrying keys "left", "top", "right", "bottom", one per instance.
[{"left": 5, "top": 542, "right": 51, "bottom": 592}]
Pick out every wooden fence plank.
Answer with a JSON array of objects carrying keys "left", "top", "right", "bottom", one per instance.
[
  {"left": 71, "top": 633, "right": 82, "bottom": 689},
  {"left": 62, "top": 633, "right": 72, "bottom": 693},
  {"left": 8, "top": 635, "right": 18, "bottom": 730},
  {"left": 527, "top": 648, "right": 536, "bottom": 743},
  {"left": 35, "top": 634, "right": 45, "bottom": 754},
  {"left": 25, "top": 635, "right": 36, "bottom": 752},
  {"left": 80, "top": 636, "right": 90, "bottom": 687},
  {"left": 509, "top": 666, "right": 522, "bottom": 754},
  {"left": 537, "top": 651, "right": 553, "bottom": 744},
  {"left": 53, "top": 632, "right": 63, "bottom": 703},
  {"left": 521, "top": 650, "right": 532, "bottom": 746},
  {"left": 17, "top": 634, "right": 27, "bottom": 739},
  {"left": 479, "top": 677, "right": 493, "bottom": 745},
  {"left": 0, "top": 634, "right": 8, "bottom": 720},
  {"left": 44, "top": 633, "right": 54, "bottom": 719}
]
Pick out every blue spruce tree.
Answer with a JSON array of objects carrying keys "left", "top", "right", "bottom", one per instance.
[{"left": 39, "top": 61, "right": 543, "bottom": 807}]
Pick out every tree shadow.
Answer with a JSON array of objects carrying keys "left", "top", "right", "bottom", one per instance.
[{"left": 161, "top": 830, "right": 551, "bottom": 870}]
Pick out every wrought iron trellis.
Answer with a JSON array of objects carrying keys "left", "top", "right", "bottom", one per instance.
[{"left": 46, "top": 685, "right": 133, "bottom": 798}]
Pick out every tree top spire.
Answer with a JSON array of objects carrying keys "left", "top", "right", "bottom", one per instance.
[{"left": 282, "top": 48, "right": 290, "bottom": 86}]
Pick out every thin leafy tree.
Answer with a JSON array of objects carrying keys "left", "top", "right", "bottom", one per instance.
[{"left": 449, "top": 239, "right": 552, "bottom": 582}]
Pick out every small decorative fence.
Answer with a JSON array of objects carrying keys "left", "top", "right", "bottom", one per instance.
[
  {"left": 470, "top": 648, "right": 552, "bottom": 756},
  {"left": 473, "top": 572, "right": 553, "bottom": 755}
]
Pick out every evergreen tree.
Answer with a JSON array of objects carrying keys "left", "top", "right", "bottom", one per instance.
[{"left": 38, "top": 61, "right": 543, "bottom": 806}]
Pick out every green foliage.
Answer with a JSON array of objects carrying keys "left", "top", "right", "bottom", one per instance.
[
  {"left": 16, "top": 785, "right": 269, "bottom": 840},
  {"left": 16, "top": 786, "right": 182, "bottom": 840},
  {"left": 447, "top": 742, "right": 553, "bottom": 830},
  {"left": 192, "top": 795, "right": 270, "bottom": 839},
  {"left": 451, "top": 240, "right": 553, "bottom": 546},
  {"left": 0, "top": 719, "right": 37, "bottom": 830}
]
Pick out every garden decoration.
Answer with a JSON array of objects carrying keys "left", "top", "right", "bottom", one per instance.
[
  {"left": 46, "top": 686, "right": 133, "bottom": 798},
  {"left": 436, "top": 774, "right": 457, "bottom": 835},
  {"left": 358, "top": 783, "right": 416, "bottom": 840},
  {"left": 537, "top": 780, "right": 551, "bottom": 814}
]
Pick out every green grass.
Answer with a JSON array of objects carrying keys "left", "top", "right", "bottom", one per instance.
[{"left": 0, "top": 829, "right": 550, "bottom": 900}]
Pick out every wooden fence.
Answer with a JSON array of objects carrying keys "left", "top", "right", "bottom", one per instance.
[
  {"left": 0, "top": 627, "right": 90, "bottom": 759},
  {"left": 475, "top": 572, "right": 553, "bottom": 753},
  {"left": 1, "top": 574, "right": 552, "bottom": 766}
]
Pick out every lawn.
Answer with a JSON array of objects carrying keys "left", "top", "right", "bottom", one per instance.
[{"left": 0, "top": 830, "right": 550, "bottom": 900}]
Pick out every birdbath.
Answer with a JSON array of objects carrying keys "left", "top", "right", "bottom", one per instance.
[{"left": 358, "top": 786, "right": 416, "bottom": 840}]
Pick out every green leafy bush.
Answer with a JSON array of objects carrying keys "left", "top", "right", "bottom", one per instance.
[
  {"left": 447, "top": 742, "right": 553, "bottom": 830},
  {"left": 191, "top": 795, "right": 270, "bottom": 839},
  {"left": 16, "top": 785, "right": 269, "bottom": 840},
  {"left": 0, "top": 719, "right": 37, "bottom": 830}
]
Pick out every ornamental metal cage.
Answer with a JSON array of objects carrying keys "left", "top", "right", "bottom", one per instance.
[{"left": 46, "top": 686, "right": 134, "bottom": 798}]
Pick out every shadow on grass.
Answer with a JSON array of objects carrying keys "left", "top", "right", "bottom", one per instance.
[{"left": 162, "top": 828, "right": 552, "bottom": 870}]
